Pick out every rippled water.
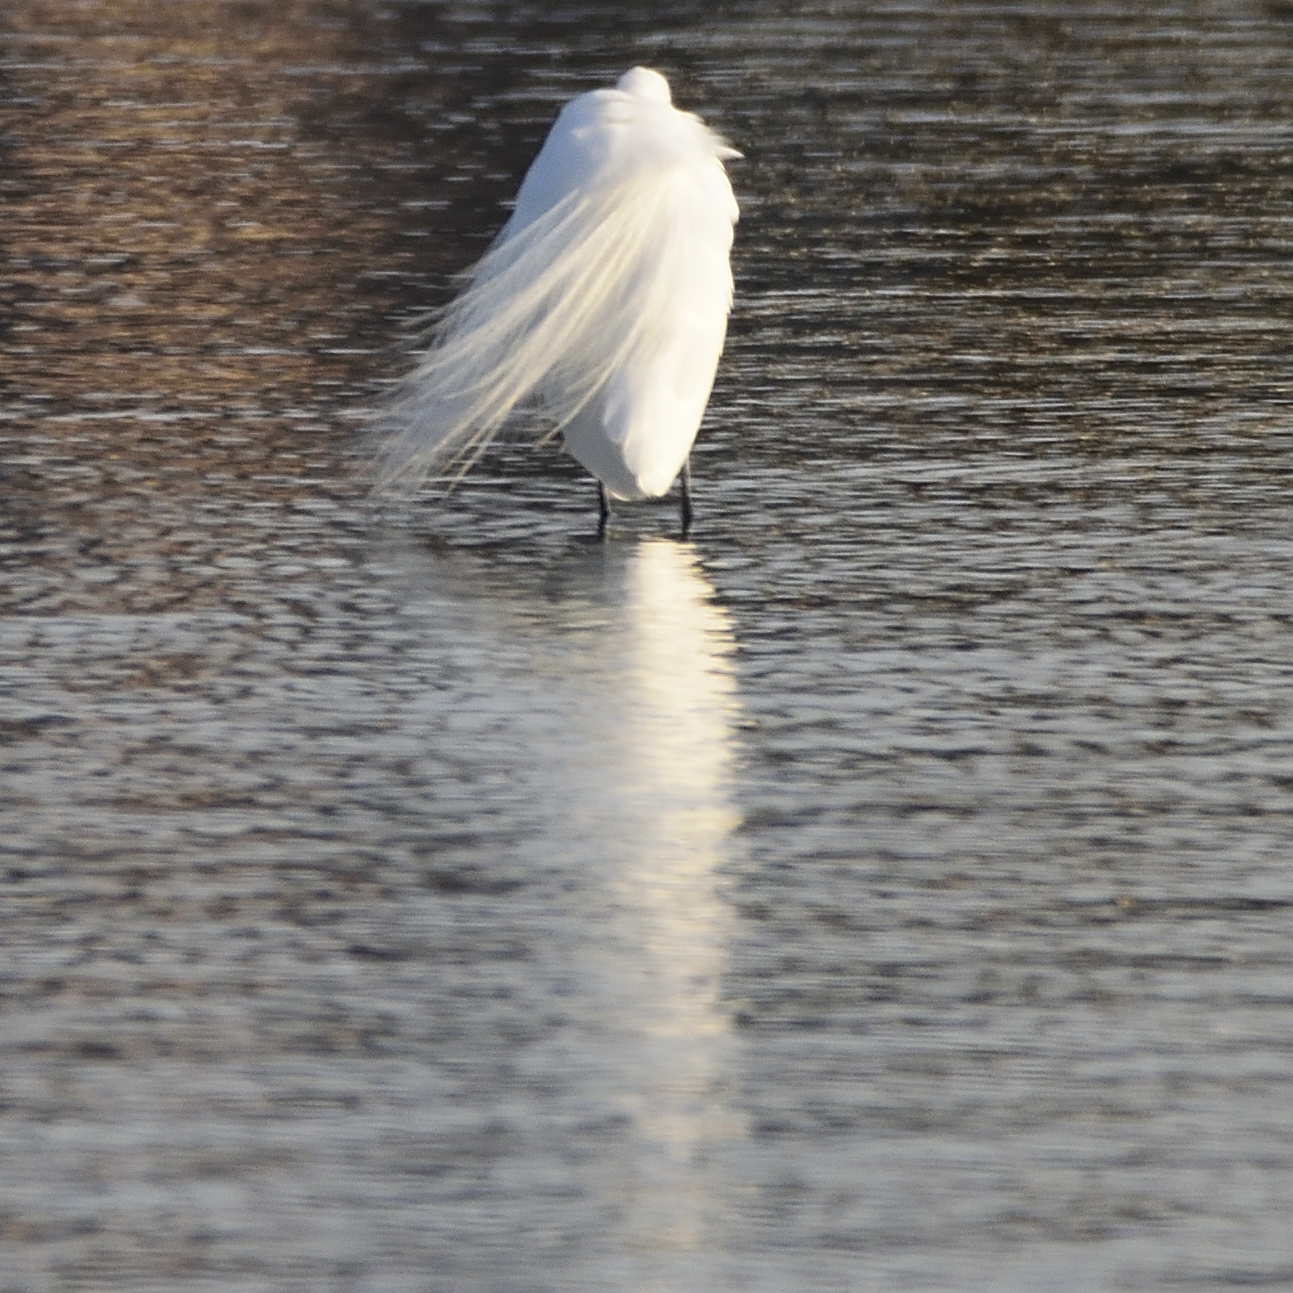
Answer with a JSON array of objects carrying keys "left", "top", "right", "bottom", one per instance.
[{"left": 4, "top": 3, "right": 1293, "bottom": 1290}]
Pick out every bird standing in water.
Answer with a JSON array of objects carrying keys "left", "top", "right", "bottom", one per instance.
[{"left": 374, "top": 67, "right": 739, "bottom": 536}]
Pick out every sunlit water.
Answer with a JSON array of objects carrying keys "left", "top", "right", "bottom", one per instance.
[{"left": 4, "top": 3, "right": 1293, "bottom": 1290}]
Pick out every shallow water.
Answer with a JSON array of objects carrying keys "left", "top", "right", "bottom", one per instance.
[{"left": 4, "top": 3, "right": 1293, "bottom": 1290}]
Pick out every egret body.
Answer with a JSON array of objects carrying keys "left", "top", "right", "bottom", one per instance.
[{"left": 375, "top": 67, "right": 739, "bottom": 533}]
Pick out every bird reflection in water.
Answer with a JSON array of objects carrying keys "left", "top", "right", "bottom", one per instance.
[
  {"left": 402, "top": 532, "right": 745, "bottom": 1276},
  {"left": 583, "top": 537, "right": 744, "bottom": 1266}
]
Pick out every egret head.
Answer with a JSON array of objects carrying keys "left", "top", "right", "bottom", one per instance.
[{"left": 616, "top": 66, "right": 672, "bottom": 104}]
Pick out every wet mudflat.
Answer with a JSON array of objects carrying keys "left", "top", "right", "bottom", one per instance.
[{"left": 4, "top": 2, "right": 1293, "bottom": 1290}]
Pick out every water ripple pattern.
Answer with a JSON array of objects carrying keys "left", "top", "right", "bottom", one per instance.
[{"left": 3, "top": 3, "right": 1293, "bottom": 1291}]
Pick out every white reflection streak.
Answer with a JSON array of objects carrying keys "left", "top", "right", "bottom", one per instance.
[
  {"left": 405, "top": 534, "right": 743, "bottom": 1276},
  {"left": 608, "top": 538, "right": 742, "bottom": 1259}
]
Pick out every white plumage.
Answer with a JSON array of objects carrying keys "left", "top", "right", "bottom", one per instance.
[{"left": 374, "top": 67, "right": 739, "bottom": 528}]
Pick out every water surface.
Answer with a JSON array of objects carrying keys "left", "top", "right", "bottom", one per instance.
[{"left": 4, "top": 2, "right": 1293, "bottom": 1290}]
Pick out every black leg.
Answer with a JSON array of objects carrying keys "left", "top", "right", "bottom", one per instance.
[
  {"left": 597, "top": 481, "right": 610, "bottom": 539},
  {"left": 680, "top": 458, "right": 694, "bottom": 537}
]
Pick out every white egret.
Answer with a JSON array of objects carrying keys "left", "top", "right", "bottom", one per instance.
[{"left": 373, "top": 67, "right": 740, "bottom": 534}]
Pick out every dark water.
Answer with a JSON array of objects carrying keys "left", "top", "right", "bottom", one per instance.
[{"left": 4, "top": 3, "right": 1293, "bottom": 1290}]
